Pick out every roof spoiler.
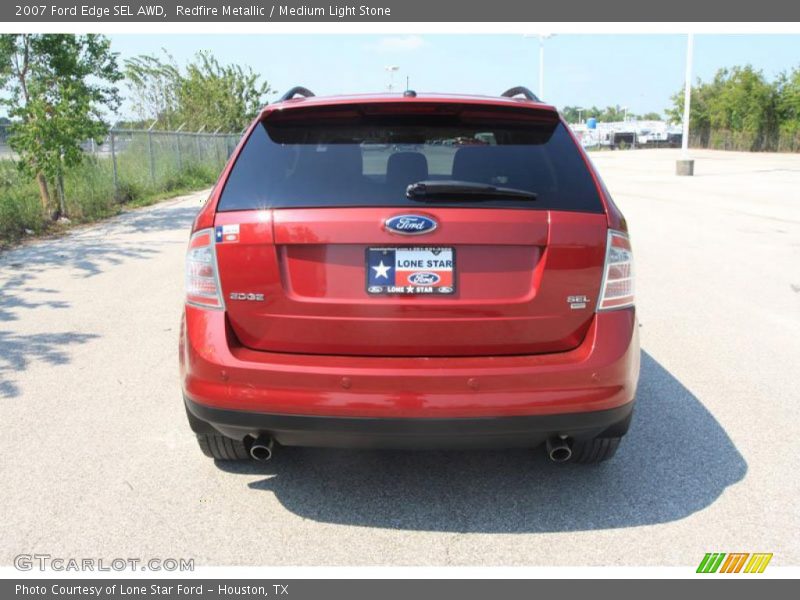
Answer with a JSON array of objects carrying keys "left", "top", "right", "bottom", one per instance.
[
  {"left": 278, "top": 86, "right": 541, "bottom": 103},
  {"left": 500, "top": 86, "right": 540, "bottom": 102},
  {"left": 278, "top": 86, "right": 316, "bottom": 102}
]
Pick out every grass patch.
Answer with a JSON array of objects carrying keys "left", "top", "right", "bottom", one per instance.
[
  {"left": 0, "top": 133, "right": 230, "bottom": 248},
  {"left": 0, "top": 161, "right": 44, "bottom": 243}
]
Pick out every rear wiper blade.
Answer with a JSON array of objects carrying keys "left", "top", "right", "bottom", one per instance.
[{"left": 406, "top": 180, "right": 538, "bottom": 201}]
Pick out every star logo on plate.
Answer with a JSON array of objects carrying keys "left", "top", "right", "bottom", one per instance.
[{"left": 371, "top": 260, "right": 392, "bottom": 279}]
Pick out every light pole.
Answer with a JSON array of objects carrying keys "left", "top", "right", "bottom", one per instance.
[
  {"left": 622, "top": 106, "right": 628, "bottom": 122},
  {"left": 385, "top": 65, "right": 399, "bottom": 92},
  {"left": 677, "top": 34, "right": 695, "bottom": 176},
  {"left": 523, "top": 34, "right": 554, "bottom": 100},
  {"left": 577, "top": 107, "right": 585, "bottom": 124}
]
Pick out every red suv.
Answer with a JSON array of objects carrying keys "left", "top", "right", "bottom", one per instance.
[{"left": 180, "top": 86, "right": 639, "bottom": 464}]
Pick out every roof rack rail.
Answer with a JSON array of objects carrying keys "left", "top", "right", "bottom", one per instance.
[
  {"left": 278, "top": 86, "right": 316, "bottom": 102},
  {"left": 500, "top": 86, "right": 540, "bottom": 102}
]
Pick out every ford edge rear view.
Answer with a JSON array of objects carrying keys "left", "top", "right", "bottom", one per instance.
[{"left": 179, "top": 86, "right": 640, "bottom": 464}]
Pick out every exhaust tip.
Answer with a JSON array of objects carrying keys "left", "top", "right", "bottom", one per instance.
[
  {"left": 249, "top": 437, "right": 274, "bottom": 462},
  {"left": 546, "top": 437, "right": 573, "bottom": 463}
]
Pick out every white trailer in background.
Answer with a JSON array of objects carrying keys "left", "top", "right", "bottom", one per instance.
[{"left": 569, "top": 120, "right": 683, "bottom": 149}]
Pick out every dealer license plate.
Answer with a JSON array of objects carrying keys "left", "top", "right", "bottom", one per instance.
[{"left": 366, "top": 247, "right": 455, "bottom": 295}]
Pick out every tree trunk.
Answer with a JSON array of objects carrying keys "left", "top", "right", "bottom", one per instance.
[
  {"left": 55, "top": 171, "right": 66, "bottom": 220},
  {"left": 36, "top": 172, "right": 52, "bottom": 218}
]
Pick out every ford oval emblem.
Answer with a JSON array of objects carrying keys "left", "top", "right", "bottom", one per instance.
[
  {"left": 408, "top": 272, "right": 441, "bottom": 285},
  {"left": 385, "top": 214, "right": 437, "bottom": 235}
]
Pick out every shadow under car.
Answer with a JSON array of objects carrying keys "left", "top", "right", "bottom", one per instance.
[{"left": 213, "top": 350, "right": 747, "bottom": 534}]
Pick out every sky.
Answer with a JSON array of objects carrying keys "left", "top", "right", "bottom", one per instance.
[{"left": 13, "top": 34, "right": 800, "bottom": 119}]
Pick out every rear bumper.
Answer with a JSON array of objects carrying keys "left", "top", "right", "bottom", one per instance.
[
  {"left": 180, "top": 306, "right": 639, "bottom": 425},
  {"left": 185, "top": 395, "right": 634, "bottom": 449}
]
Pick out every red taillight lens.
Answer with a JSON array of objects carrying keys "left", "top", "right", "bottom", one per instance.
[
  {"left": 598, "top": 230, "right": 634, "bottom": 311},
  {"left": 185, "top": 229, "right": 224, "bottom": 309}
]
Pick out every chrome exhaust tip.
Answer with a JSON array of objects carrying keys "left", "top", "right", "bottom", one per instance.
[
  {"left": 546, "top": 437, "right": 573, "bottom": 463},
  {"left": 249, "top": 436, "right": 274, "bottom": 462}
]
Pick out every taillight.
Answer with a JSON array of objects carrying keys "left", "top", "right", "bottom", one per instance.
[
  {"left": 598, "top": 230, "right": 634, "bottom": 311},
  {"left": 185, "top": 229, "right": 224, "bottom": 309}
]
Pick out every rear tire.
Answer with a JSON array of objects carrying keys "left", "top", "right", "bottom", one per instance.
[
  {"left": 570, "top": 436, "right": 621, "bottom": 464},
  {"left": 196, "top": 433, "right": 250, "bottom": 460}
]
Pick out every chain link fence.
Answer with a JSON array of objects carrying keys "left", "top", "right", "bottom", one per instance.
[
  {"left": 0, "top": 123, "right": 242, "bottom": 242},
  {"left": 1, "top": 123, "right": 241, "bottom": 195},
  {"left": 689, "top": 130, "right": 800, "bottom": 153},
  {"left": 101, "top": 128, "right": 241, "bottom": 201}
]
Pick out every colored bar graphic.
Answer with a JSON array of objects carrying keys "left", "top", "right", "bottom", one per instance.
[
  {"left": 697, "top": 553, "right": 725, "bottom": 573},
  {"left": 720, "top": 553, "right": 749, "bottom": 573},
  {"left": 697, "top": 552, "right": 772, "bottom": 574},
  {"left": 744, "top": 553, "right": 773, "bottom": 573},
  {"left": 733, "top": 553, "right": 749, "bottom": 573}
]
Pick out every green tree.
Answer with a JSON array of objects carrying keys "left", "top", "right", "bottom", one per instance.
[
  {"left": 561, "top": 105, "right": 602, "bottom": 123},
  {"left": 709, "top": 67, "right": 776, "bottom": 135},
  {"left": 562, "top": 105, "right": 662, "bottom": 123},
  {"left": 177, "top": 51, "right": 272, "bottom": 132},
  {"left": 639, "top": 112, "right": 663, "bottom": 121},
  {"left": 560, "top": 105, "right": 581, "bottom": 122},
  {"left": 597, "top": 105, "right": 627, "bottom": 122},
  {"left": 124, "top": 50, "right": 181, "bottom": 129},
  {"left": 0, "top": 34, "right": 121, "bottom": 218},
  {"left": 669, "top": 65, "right": 779, "bottom": 150},
  {"left": 125, "top": 50, "right": 272, "bottom": 133},
  {"left": 667, "top": 78, "right": 714, "bottom": 141},
  {"left": 775, "top": 66, "right": 800, "bottom": 135}
]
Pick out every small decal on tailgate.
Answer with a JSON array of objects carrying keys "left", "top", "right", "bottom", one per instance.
[{"left": 215, "top": 224, "right": 240, "bottom": 243}]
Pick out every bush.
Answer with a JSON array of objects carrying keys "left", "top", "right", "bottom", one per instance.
[{"left": 0, "top": 161, "right": 43, "bottom": 243}]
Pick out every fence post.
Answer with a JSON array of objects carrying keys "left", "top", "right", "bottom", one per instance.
[
  {"left": 110, "top": 130, "right": 119, "bottom": 196},
  {"left": 195, "top": 126, "right": 205, "bottom": 165},
  {"left": 147, "top": 130, "right": 156, "bottom": 185},
  {"left": 175, "top": 122, "right": 186, "bottom": 172}
]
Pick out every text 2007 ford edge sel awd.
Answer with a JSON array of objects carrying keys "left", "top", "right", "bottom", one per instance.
[{"left": 180, "top": 86, "right": 640, "bottom": 464}]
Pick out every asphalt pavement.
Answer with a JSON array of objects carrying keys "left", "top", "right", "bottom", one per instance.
[{"left": 1, "top": 149, "right": 798, "bottom": 566}]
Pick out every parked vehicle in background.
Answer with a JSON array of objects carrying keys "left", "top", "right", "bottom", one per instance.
[{"left": 571, "top": 119, "right": 683, "bottom": 149}]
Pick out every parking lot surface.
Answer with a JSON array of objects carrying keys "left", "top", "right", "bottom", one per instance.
[{"left": 1, "top": 149, "right": 798, "bottom": 566}]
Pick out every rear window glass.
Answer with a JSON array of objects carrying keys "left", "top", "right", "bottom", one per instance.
[{"left": 218, "top": 104, "right": 602, "bottom": 212}]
